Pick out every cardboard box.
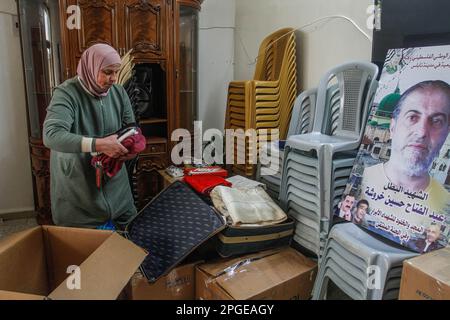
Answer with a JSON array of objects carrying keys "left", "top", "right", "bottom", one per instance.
[
  {"left": 196, "top": 247, "right": 317, "bottom": 300},
  {"left": 126, "top": 262, "right": 200, "bottom": 300},
  {"left": 0, "top": 226, "right": 147, "bottom": 300},
  {"left": 399, "top": 247, "right": 450, "bottom": 300}
]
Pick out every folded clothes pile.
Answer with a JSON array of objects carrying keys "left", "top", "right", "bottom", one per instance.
[
  {"left": 226, "top": 175, "right": 266, "bottom": 189},
  {"left": 184, "top": 174, "right": 232, "bottom": 195},
  {"left": 183, "top": 166, "right": 231, "bottom": 195},
  {"left": 210, "top": 185, "right": 287, "bottom": 227},
  {"left": 184, "top": 166, "right": 228, "bottom": 177}
]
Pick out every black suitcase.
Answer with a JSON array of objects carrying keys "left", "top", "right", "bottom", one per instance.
[
  {"left": 125, "top": 181, "right": 226, "bottom": 282},
  {"left": 215, "top": 217, "right": 295, "bottom": 258}
]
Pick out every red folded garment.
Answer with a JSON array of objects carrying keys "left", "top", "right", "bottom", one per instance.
[
  {"left": 184, "top": 174, "right": 232, "bottom": 195},
  {"left": 184, "top": 166, "right": 228, "bottom": 177},
  {"left": 91, "top": 128, "right": 146, "bottom": 178}
]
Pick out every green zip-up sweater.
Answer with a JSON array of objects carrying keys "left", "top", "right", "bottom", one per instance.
[{"left": 43, "top": 77, "right": 137, "bottom": 228}]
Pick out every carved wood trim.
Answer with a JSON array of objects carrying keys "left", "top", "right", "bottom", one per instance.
[
  {"left": 137, "top": 160, "right": 166, "bottom": 172},
  {"left": 133, "top": 0, "right": 161, "bottom": 11},
  {"left": 77, "top": 0, "right": 119, "bottom": 53},
  {"left": 124, "top": 0, "right": 164, "bottom": 56},
  {"left": 32, "top": 167, "right": 51, "bottom": 178}
]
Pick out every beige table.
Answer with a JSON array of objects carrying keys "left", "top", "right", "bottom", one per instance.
[{"left": 158, "top": 169, "right": 184, "bottom": 188}]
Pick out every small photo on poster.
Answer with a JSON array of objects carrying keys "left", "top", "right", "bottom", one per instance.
[{"left": 335, "top": 45, "right": 450, "bottom": 253}]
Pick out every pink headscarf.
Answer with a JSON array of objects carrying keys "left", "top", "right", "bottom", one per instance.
[{"left": 77, "top": 44, "right": 121, "bottom": 97}]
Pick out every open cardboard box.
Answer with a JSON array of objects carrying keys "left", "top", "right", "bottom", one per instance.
[{"left": 0, "top": 226, "right": 147, "bottom": 300}]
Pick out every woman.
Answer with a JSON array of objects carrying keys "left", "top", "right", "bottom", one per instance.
[{"left": 43, "top": 44, "right": 138, "bottom": 229}]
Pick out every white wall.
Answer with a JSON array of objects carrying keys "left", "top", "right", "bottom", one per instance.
[
  {"left": 0, "top": 1, "right": 35, "bottom": 214},
  {"left": 198, "top": 0, "right": 235, "bottom": 131},
  {"left": 234, "top": 0, "right": 373, "bottom": 90},
  {"left": 0, "top": 0, "right": 374, "bottom": 214},
  {"left": 0, "top": 1, "right": 16, "bottom": 13}
]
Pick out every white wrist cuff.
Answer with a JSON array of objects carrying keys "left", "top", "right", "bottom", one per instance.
[{"left": 81, "top": 137, "right": 94, "bottom": 153}]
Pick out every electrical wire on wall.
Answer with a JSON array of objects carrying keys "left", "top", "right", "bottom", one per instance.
[
  {"left": 198, "top": 25, "right": 238, "bottom": 64},
  {"left": 0, "top": 10, "right": 16, "bottom": 17},
  {"left": 199, "top": 26, "right": 235, "bottom": 31},
  {"left": 235, "top": 15, "right": 373, "bottom": 66}
]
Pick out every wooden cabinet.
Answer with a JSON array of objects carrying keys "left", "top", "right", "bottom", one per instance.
[
  {"left": 122, "top": 0, "right": 169, "bottom": 60},
  {"left": 18, "top": 0, "right": 202, "bottom": 222},
  {"left": 61, "top": 0, "right": 171, "bottom": 76},
  {"left": 61, "top": 0, "right": 121, "bottom": 78}
]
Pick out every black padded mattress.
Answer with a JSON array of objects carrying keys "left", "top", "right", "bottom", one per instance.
[{"left": 125, "top": 181, "right": 226, "bottom": 282}]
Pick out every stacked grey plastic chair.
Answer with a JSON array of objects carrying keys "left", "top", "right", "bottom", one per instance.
[
  {"left": 312, "top": 223, "right": 418, "bottom": 300},
  {"left": 279, "top": 61, "right": 379, "bottom": 257},
  {"left": 256, "top": 89, "right": 318, "bottom": 202}
]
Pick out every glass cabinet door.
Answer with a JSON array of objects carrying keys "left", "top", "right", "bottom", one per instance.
[
  {"left": 178, "top": 4, "right": 199, "bottom": 131},
  {"left": 18, "top": 0, "right": 62, "bottom": 139}
]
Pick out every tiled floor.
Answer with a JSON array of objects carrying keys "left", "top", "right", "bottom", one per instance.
[{"left": 0, "top": 218, "right": 38, "bottom": 240}]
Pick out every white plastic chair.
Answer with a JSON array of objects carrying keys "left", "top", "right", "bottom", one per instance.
[
  {"left": 312, "top": 223, "right": 418, "bottom": 300},
  {"left": 280, "top": 61, "right": 378, "bottom": 257}
]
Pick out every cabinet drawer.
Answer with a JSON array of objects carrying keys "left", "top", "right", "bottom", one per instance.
[
  {"left": 143, "top": 142, "right": 166, "bottom": 155},
  {"left": 137, "top": 155, "right": 167, "bottom": 171}
]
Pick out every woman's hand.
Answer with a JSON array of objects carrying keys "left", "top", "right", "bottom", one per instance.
[{"left": 95, "top": 134, "right": 129, "bottom": 158}]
